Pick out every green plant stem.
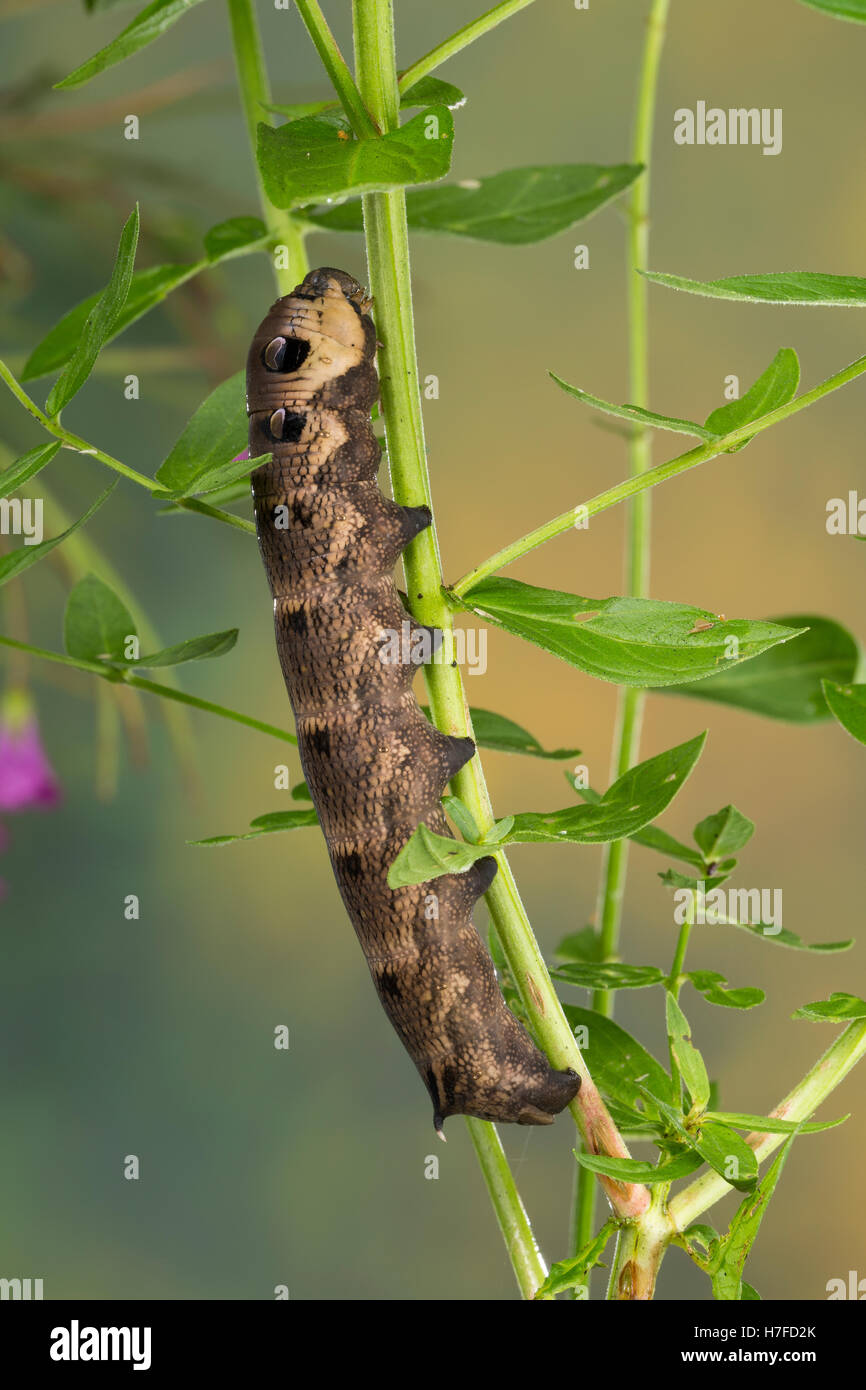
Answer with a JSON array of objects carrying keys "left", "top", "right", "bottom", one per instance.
[
  {"left": 294, "top": 0, "right": 379, "bottom": 136},
  {"left": 0, "top": 634, "right": 297, "bottom": 744},
  {"left": 466, "top": 1117, "right": 548, "bottom": 1298},
  {"left": 352, "top": 0, "right": 648, "bottom": 1295},
  {"left": 571, "top": 0, "right": 670, "bottom": 1280},
  {"left": 670, "top": 1018, "right": 866, "bottom": 1231},
  {"left": 450, "top": 349, "right": 866, "bottom": 598},
  {"left": 398, "top": 0, "right": 537, "bottom": 94},
  {"left": 226, "top": 0, "right": 309, "bottom": 292}
]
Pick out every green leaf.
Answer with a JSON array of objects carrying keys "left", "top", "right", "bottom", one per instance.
[
  {"left": 552, "top": 962, "right": 665, "bottom": 991},
  {"left": 686, "top": 970, "right": 764, "bottom": 1010},
  {"left": 0, "top": 482, "right": 116, "bottom": 589},
  {"left": 822, "top": 680, "right": 866, "bottom": 745},
  {"left": 290, "top": 781, "right": 311, "bottom": 801},
  {"left": 533, "top": 1223, "right": 615, "bottom": 1301},
  {"left": 571, "top": 781, "right": 707, "bottom": 867},
  {"left": 563, "top": 1005, "right": 674, "bottom": 1108},
  {"left": 575, "top": 1149, "right": 704, "bottom": 1183},
  {"left": 116, "top": 629, "right": 238, "bottom": 669},
  {"left": 457, "top": 578, "right": 803, "bottom": 688},
  {"left": 155, "top": 372, "right": 246, "bottom": 493},
  {"left": 550, "top": 372, "right": 715, "bottom": 440},
  {"left": 693, "top": 805, "right": 755, "bottom": 860},
  {"left": 793, "top": 992, "right": 866, "bottom": 1021},
  {"left": 398, "top": 74, "right": 465, "bottom": 109},
  {"left": 555, "top": 926, "right": 601, "bottom": 962},
  {"left": 388, "top": 734, "right": 705, "bottom": 886},
  {"left": 441, "top": 794, "right": 481, "bottom": 843},
  {"left": 710, "top": 1136, "right": 796, "bottom": 1299},
  {"left": 637, "top": 1084, "right": 759, "bottom": 1191},
  {"left": 22, "top": 263, "right": 196, "bottom": 382},
  {"left": 304, "top": 162, "right": 642, "bottom": 245},
  {"left": 45, "top": 206, "right": 139, "bottom": 416},
  {"left": 57, "top": 0, "right": 211, "bottom": 89},
  {"left": 643, "top": 268, "right": 866, "bottom": 307},
  {"left": 258, "top": 107, "right": 454, "bottom": 211},
  {"left": 703, "top": 348, "right": 800, "bottom": 449},
  {"left": 157, "top": 452, "right": 270, "bottom": 500},
  {"left": 673, "top": 615, "right": 860, "bottom": 720},
  {"left": 468, "top": 707, "right": 580, "bottom": 759},
  {"left": 797, "top": 0, "right": 866, "bottom": 22},
  {"left": 190, "top": 808, "right": 320, "bottom": 846},
  {"left": 421, "top": 705, "right": 580, "bottom": 759},
  {"left": 0, "top": 441, "right": 62, "bottom": 497},
  {"left": 705, "top": 1110, "right": 847, "bottom": 1135},
  {"left": 203, "top": 215, "right": 268, "bottom": 262},
  {"left": 64, "top": 575, "right": 137, "bottom": 663},
  {"left": 666, "top": 994, "right": 711, "bottom": 1111}
]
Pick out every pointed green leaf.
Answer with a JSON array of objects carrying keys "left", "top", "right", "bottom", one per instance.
[
  {"left": 155, "top": 372, "right": 246, "bottom": 493},
  {"left": 45, "top": 206, "right": 139, "bottom": 416},
  {"left": 157, "top": 452, "right": 270, "bottom": 501},
  {"left": 642, "top": 269, "right": 866, "bottom": 306},
  {"left": 704, "top": 348, "right": 799, "bottom": 450},
  {"left": 116, "top": 629, "right": 238, "bottom": 668},
  {"left": 563, "top": 1006, "right": 674, "bottom": 1108},
  {"left": 686, "top": 970, "right": 764, "bottom": 1010},
  {"left": 64, "top": 574, "right": 137, "bottom": 663},
  {"left": 797, "top": 0, "right": 866, "bottom": 23},
  {"left": 258, "top": 107, "right": 454, "bottom": 210},
  {"left": 189, "top": 807, "right": 320, "bottom": 846},
  {"left": 571, "top": 778, "right": 706, "bottom": 867},
  {"left": 575, "top": 1149, "right": 704, "bottom": 1183},
  {"left": 666, "top": 994, "right": 711, "bottom": 1110},
  {"left": 711, "top": 1136, "right": 796, "bottom": 1299},
  {"left": 552, "top": 962, "right": 665, "bottom": 990},
  {"left": 0, "top": 441, "right": 62, "bottom": 497},
  {"left": 303, "top": 163, "right": 642, "bottom": 245},
  {"left": 533, "top": 1223, "right": 615, "bottom": 1300},
  {"left": 468, "top": 707, "right": 580, "bottom": 759},
  {"left": 457, "top": 578, "right": 804, "bottom": 687},
  {"left": 636, "top": 1084, "right": 759, "bottom": 1191},
  {"left": 0, "top": 482, "right": 116, "bottom": 589},
  {"left": 793, "top": 992, "right": 866, "bottom": 1021},
  {"left": 398, "top": 75, "right": 465, "bottom": 109},
  {"left": 705, "top": 1110, "right": 847, "bottom": 1135},
  {"left": 693, "top": 805, "right": 755, "bottom": 860},
  {"left": 441, "top": 794, "right": 481, "bottom": 843},
  {"left": 57, "top": 0, "right": 211, "bottom": 89},
  {"left": 822, "top": 680, "right": 866, "bottom": 744},
  {"left": 550, "top": 372, "right": 715, "bottom": 440},
  {"left": 203, "top": 215, "right": 268, "bottom": 262},
  {"left": 673, "top": 615, "right": 860, "bottom": 720}
]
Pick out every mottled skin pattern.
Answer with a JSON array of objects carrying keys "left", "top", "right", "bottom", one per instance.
[{"left": 247, "top": 268, "right": 580, "bottom": 1131}]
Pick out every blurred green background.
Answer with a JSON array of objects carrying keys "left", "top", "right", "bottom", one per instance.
[{"left": 0, "top": 0, "right": 864, "bottom": 1301}]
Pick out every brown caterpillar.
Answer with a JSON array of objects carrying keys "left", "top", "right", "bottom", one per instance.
[{"left": 247, "top": 267, "right": 580, "bottom": 1133}]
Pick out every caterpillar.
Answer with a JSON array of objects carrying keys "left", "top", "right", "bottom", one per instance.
[{"left": 247, "top": 267, "right": 580, "bottom": 1133}]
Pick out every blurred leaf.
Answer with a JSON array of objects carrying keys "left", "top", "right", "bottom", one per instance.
[
  {"left": 290, "top": 781, "right": 311, "bottom": 801},
  {"left": 45, "top": 206, "right": 139, "bottom": 416},
  {"left": 552, "top": 962, "right": 665, "bottom": 990},
  {"left": 203, "top": 215, "right": 268, "bottom": 261},
  {"left": 710, "top": 1137, "right": 795, "bottom": 1299},
  {"left": 575, "top": 1150, "right": 704, "bottom": 1183},
  {"left": 673, "top": 615, "right": 860, "bottom": 720},
  {"left": 84, "top": 1, "right": 137, "bottom": 11},
  {"left": 0, "top": 482, "right": 116, "bottom": 588},
  {"left": 304, "top": 163, "right": 642, "bottom": 244},
  {"left": 468, "top": 707, "right": 581, "bottom": 759},
  {"left": 398, "top": 75, "right": 465, "bottom": 109},
  {"left": 64, "top": 574, "right": 137, "bottom": 663},
  {"left": 0, "top": 441, "right": 62, "bottom": 497},
  {"left": 703, "top": 348, "right": 799, "bottom": 449},
  {"left": 562, "top": 1005, "right": 674, "bottom": 1108},
  {"left": 666, "top": 994, "right": 711, "bottom": 1111},
  {"left": 822, "top": 680, "right": 866, "bottom": 744},
  {"left": 705, "top": 1110, "right": 847, "bottom": 1134},
  {"left": 555, "top": 926, "right": 601, "bottom": 962},
  {"left": 116, "top": 629, "right": 238, "bottom": 668},
  {"left": 258, "top": 107, "right": 454, "bottom": 210},
  {"left": 793, "top": 992, "right": 866, "bottom": 1021},
  {"left": 686, "top": 970, "right": 764, "bottom": 1010},
  {"left": 534, "top": 1223, "right": 615, "bottom": 1301},
  {"left": 57, "top": 0, "right": 211, "bottom": 90},
  {"left": 693, "top": 805, "right": 755, "bottom": 860},
  {"left": 797, "top": 0, "right": 866, "bottom": 22},
  {"left": 190, "top": 808, "right": 320, "bottom": 846},
  {"left": 550, "top": 373, "right": 715, "bottom": 440},
  {"left": 642, "top": 268, "right": 866, "bottom": 306},
  {"left": 388, "top": 734, "right": 705, "bottom": 886},
  {"left": 456, "top": 578, "right": 803, "bottom": 687},
  {"left": 155, "top": 371, "right": 246, "bottom": 492}
]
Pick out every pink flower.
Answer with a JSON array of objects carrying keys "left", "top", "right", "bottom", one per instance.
[{"left": 0, "top": 688, "right": 61, "bottom": 811}]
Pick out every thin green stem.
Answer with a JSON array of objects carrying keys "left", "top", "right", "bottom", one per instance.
[
  {"left": 0, "top": 634, "right": 297, "bottom": 744},
  {"left": 466, "top": 1117, "right": 547, "bottom": 1298},
  {"left": 572, "top": 0, "right": 670, "bottom": 1284},
  {"left": 450, "top": 349, "right": 866, "bottom": 599},
  {"left": 398, "top": 0, "right": 537, "bottom": 94},
  {"left": 352, "top": 1, "right": 648, "bottom": 1291},
  {"left": 226, "top": 0, "right": 309, "bottom": 293},
  {"left": 294, "top": 0, "right": 379, "bottom": 136},
  {"left": 671, "top": 1019, "right": 866, "bottom": 1232}
]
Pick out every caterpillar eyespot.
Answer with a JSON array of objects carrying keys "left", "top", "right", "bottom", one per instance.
[{"left": 247, "top": 267, "right": 580, "bottom": 1132}]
